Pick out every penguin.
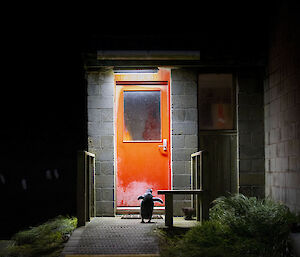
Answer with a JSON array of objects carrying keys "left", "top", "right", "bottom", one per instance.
[{"left": 137, "top": 189, "right": 163, "bottom": 223}]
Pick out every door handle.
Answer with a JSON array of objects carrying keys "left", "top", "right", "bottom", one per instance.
[{"left": 158, "top": 139, "right": 168, "bottom": 151}]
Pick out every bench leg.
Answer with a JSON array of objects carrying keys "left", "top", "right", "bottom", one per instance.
[{"left": 165, "top": 194, "right": 173, "bottom": 227}]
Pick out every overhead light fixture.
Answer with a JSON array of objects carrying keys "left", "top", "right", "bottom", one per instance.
[{"left": 113, "top": 67, "right": 159, "bottom": 74}]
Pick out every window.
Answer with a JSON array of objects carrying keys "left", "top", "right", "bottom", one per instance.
[
  {"left": 123, "top": 90, "right": 161, "bottom": 141},
  {"left": 198, "top": 74, "right": 234, "bottom": 130}
]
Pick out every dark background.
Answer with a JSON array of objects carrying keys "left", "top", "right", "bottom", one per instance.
[{"left": 0, "top": 2, "right": 273, "bottom": 238}]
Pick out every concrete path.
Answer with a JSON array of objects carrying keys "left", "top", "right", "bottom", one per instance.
[
  {"left": 61, "top": 216, "right": 198, "bottom": 257},
  {"left": 61, "top": 217, "right": 164, "bottom": 257}
]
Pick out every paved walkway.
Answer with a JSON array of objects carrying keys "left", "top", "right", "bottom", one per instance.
[
  {"left": 61, "top": 216, "right": 198, "bottom": 257},
  {"left": 61, "top": 217, "right": 163, "bottom": 257}
]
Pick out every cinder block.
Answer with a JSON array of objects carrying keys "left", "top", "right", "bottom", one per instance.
[
  {"left": 95, "top": 161, "right": 101, "bottom": 175},
  {"left": 185, "top": 161, "right": 193, "bottom": 174},
  {"left": 88, "top": 96, "right": 114, "bottom": 109},
  {"left": 172, "top": 161, "right": 186, "bottom": 175},
  {"left": 275, "top": 157, "right": 288, "bottom": 172},
  {"left": 172, "top": 95, "right": 197, "bottom": 109},
  {"left": 173, "top": 174, "right": 191, "bottom": 188},
  {"left": 270, "top": 99, "right": 280, "bottom": 116},
  {"left": 100, "top": 82, "right": 114, "bottom": 96},
  {"left": 270, "top": 128, "right": 281, "bottom": 144},
  {"left": 173, "top": 195, "right": 192, "bottom": 201},
  {"left": 101, "top": 109, "right": 113, "bottom": 122},
  {"left": 96, "top": 201, "right": 114, "bottom": 216},
  {"left": 88, "top": 136, "right": 101, "bottom": 149},
  {"left": 172, "top": 110, "right": 185, "bottom": 122},
  {"left": 98, "top": 122, "right": 114, "bottom": 136},
  {"left": 184, "top": 81, "right": 197, "bottom": 95},
  {"left": 88, "top": 122, "right": 101, "bottom": 136},
  {"left": 88, "top": 122, "right": 114, "bottom": 137},
  {"left": 269, "top": 144, "right": 276, "bottom": 158},
  {"left": 172, "top": 135, "right": 184, "bottom": 148},
  {"left": 285, "top": 172, "right": 300, "bottom": 188},
  {"left": 171, "top": 81, "right": 184, "bottom": 95},
  {"left": 172, "top": 122, "right": 197, "bottom": 135},
  {"left": 96, "top": 188, "right": 114, "bottom": 201},
  {"left": 286, "top": 188, "right": 297, "bottom": 205},
  {"left": 270, "top": 158, "right": 276, "bottom": 171},
  {"left": 88, "top": 109, "right": 102, "bottom": 122},
  {"left": 95, "top": 148, "right": 114, "bottom": 161},
  {"left": 95, "top": 174, "right": 114, "bottom": 188},
  {"left": 184, "top": 135, "right": 198, "bottom": 148},
  {"left": 100, "top": 161, "right": 114, "bottom": 175},
  {"left": 173, "top": 148, "right": 197, "bottom": 161},
  {"left": 280, "top": 93, "right": 289, "bottom": 111},
  {"left": 101, "top": 136, "right": 114, "bottom": 148},
  {"left": 277, "top": 142, "right": 286, "bottom": 157},
  {"left": 288, "top": 156, "right": 297, "bottom": 171},
  {"left": 88, "top": 84, "right": 100, "bottom": 96}
]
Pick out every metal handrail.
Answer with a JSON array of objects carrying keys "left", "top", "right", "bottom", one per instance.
[
  {"left": 191, "top": 150, "right": 204, "bottom": 222},
  {"left": 77, "top": 151, "right": 96, "bottom": 227}
]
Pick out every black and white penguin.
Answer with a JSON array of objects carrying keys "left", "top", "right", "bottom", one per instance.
[{"left": 137, "top": 189, "right": 163, "bottom": 223}]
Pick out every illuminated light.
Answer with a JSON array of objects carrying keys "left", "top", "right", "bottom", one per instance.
[{"left": 113, "top": 67, "right": 159, "bottom": 74}]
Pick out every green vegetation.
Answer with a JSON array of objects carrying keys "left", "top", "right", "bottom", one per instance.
[
  {"left": 0, "top": 216, "right": 77, "bottom": 257},
  {"left": 160, "top": 194, "right": 299, "bottom": 257}
]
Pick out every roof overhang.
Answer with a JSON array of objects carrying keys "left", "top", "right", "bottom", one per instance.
[{"left": 97, "top": 50, "right": 201, "bottom": 61}]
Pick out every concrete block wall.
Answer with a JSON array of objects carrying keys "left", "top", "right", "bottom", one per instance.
[
  {"left": 87, "top": 69, "right": 115, "bottom": 216},
  {"left": 265, "top": 2, "right": 300, "bottom": 212},
  {"left": 171, "top": 69, "right": 198, "bottom": 216},
  {"left": 237, "top": 71, "right": 265, "bottom": 198}
]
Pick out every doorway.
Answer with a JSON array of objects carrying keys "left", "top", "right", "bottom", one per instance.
[{"left": 114, "top": 69, "right": 171, "bottom": 211}]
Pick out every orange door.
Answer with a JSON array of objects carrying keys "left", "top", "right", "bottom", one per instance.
[{"left": 115, "top": 73, "right": 171, "bottom": 207}]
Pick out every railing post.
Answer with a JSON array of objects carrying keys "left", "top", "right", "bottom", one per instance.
[
  {"left": 91, "top": 155, "right": 96, "bottom": 217},
  {"left": 77, "top": 151, "right": 96, "bottom": 227},
  {"left": 191, "top": 151, "right": 205, "bottom": 223},
  {"left": 77, "top": 151, "right": 86, "bottom": 227}
]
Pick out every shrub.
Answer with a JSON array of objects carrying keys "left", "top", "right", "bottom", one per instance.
[
  {"left": 210, "top": 194, "right": 295, "bottom": 256},
  {"left": 160, "top": 194, "right": 297, "bottom": 257},
  {"left": 1, "top": 216, "right": 77, "bottom": 257}
]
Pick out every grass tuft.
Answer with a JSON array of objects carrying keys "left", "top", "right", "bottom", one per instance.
[{"left": 0, "top": 215, "right": 77, "bottom": 257}]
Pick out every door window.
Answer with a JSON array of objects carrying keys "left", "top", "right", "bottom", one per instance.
[{"left": 123, "top": 90, "right": 161, "bottom": 141}]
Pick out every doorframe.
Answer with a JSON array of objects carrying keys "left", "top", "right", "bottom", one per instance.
[{"left": 113, "top": 69, "right": 172, "bottom": 214}]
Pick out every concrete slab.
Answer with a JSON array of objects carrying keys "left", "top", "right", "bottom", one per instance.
[{"left": 61, "top": 216, "right": 199, "bottom": 256}]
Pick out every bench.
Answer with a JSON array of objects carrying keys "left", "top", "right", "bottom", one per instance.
[{"left": 157, "top": 189, "right": 204, "bottom": 227}]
